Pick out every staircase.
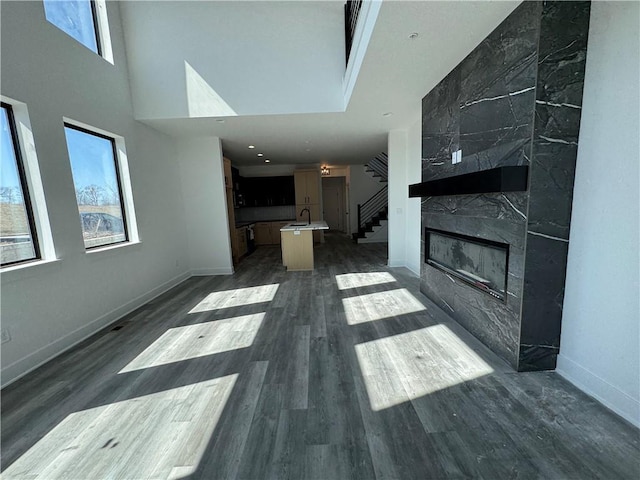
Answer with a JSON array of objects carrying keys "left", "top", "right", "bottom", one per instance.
[{"left": 353, "top": 153, "right": 388, "bottom": 243}]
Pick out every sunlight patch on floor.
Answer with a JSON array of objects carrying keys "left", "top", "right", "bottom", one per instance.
[
  {"left": 119, "top": 314, "right": 264, "bottom": 373},
  {"left": 1, "top": 375, "right": 238, "bottom": 480},
  {"left": 342, "top": 288, "right": 426, "bottom": 325},
  {"left": 355, "top": 324, "right": 494, "bottom": 411},
  {"left": 335, "top": 272, "right": 397, "bottom": 290},
  {"left": 189, "top": 284, "right": 279, "bottom": 313}
]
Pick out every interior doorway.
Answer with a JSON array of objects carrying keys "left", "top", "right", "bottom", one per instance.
[{"left": 322, "top": 176, "right": 347, "bottom": 232}]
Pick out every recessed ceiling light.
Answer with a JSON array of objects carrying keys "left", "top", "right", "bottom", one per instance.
[
  {"left": 383, "top": 112, "right": 393, "bottom": 117},
  {"left": 305, "top": 148, "right": 311, "bottom": 152},
  {"left": 257, "top": 153, "right": 264, "bottom": 157},
  {"left": 216, "top": 119, "right": 226, "bottom": 124},
  {"left": 409, "top": 32, "right": 419, "bottom": 39},
  {"left": 265, "top": 159, "right": 271, "bottom": 163},
  {"left": 248, "top": 145, "right": 255, "bottom": 149}
]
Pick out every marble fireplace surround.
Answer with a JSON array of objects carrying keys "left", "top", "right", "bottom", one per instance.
[{"left": 414, "top": 1, "right": 591, "bottom": 371}]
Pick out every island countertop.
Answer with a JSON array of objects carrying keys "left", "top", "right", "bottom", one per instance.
[{"left": 280, "top": 221, "right": 329, "bottom": 232}]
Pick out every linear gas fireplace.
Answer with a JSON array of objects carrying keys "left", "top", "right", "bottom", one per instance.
[{"left": 425, "top": 228, "right": 509, "bottom": 302}]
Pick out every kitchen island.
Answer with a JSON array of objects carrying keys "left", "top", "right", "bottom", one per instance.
[{"left": 280, "top": 221, "right": 329, "bottom": 271}]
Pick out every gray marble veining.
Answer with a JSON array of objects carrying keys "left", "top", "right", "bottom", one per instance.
[
  {"left": 420, "top": 1, "right": 591, "bottom": 371},
  {"left": 518, "top": 0, "right": 591, "bottom": 370}
]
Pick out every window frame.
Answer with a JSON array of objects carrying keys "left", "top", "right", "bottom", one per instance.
[
  {"left": 1, "top": 102, "right": 41, "bottom": 267},
  {"left": 64, "top": 122, "right": 130, "bottom": 250},
  {"left": 43, "top": 0, "right": 114, "bottom": 63},
  {"left": 88, "top": 0, "right": 103, "bottom": 56}
]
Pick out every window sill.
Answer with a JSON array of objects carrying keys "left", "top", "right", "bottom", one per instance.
[
  {"left": 1, "top": 257, "right": 62, "bottom": 283},
  {"left": 85, "top": 240, "right": 142, "bottom": 257}
]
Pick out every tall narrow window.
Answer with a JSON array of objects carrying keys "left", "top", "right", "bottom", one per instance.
[
  {"left": 64, "top": 124, "right": 128, "bottom": 249},
  {"left": 0, "top": 103, "right": 40, "bottom": 266},
  {"left": 44, "top": 0, "right": 101, "bottom": 54}
]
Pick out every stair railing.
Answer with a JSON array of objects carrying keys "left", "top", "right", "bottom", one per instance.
[
  {"left": 365, "top": 152, "right": 388, "bottom": 181},
  {"left": 345, "top": 0, "right": 363, "bottom": 66},
  {"left": 357, "top": 185, "right": 388, "bottom": 231}
]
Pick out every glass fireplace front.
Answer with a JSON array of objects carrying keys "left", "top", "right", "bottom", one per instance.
[{"left": 425, "top": 228, "right": 509, "bottom": 301}]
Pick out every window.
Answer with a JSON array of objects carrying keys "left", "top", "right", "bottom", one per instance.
[
  {"left": 44, "top": 0, "right": 101, "bottom": 54},
  {"left": 1, "top": 103, "right": 40, "bottom": 266},
  {"left": 64, "top": 124, "right": 128, "bottom": 249}
]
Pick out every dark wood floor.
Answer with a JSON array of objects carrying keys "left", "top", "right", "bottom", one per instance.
[{"left": 2, "top": 232, "right": 639, "bottom": 479}]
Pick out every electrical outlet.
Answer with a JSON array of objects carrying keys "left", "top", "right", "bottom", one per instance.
[{"left": 1, "top": 328, "right": 11, "bottom": 344}]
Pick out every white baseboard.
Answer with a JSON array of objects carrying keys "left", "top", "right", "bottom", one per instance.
[
  {"left": 556, "top": 354, "right": 640, "bottom": 428},
  {"left": 386, "top": 263, "right": 421, "bottom": 281},
  {"left": 387, "top": 259, "right": 405, "bottom": 268},
  {"left": 191, "top": 267, "right": 234, "bottom": 276},
  {"left": 1, "top": 271, "right": 191, "bottom": 388},
  {"left": 404, "top": 265, "right": 420, "bottom": 277},
  {"left": 405, "top": 267, "right": 420, "bottom": 278}
]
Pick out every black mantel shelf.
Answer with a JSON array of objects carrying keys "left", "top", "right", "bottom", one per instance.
[{"left": 409, "top": 165, "right": 529, "bottom": 198}]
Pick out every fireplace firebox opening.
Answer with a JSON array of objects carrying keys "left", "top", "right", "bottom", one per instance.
[{"left": 425, "top": 228, "right": 509, "bottom": 302}]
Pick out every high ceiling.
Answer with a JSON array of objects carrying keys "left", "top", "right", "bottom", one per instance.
[{"left": 124, "top": 1, "right": 520, "bottom": 166}]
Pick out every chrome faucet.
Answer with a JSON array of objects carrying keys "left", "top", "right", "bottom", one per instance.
[{"left": 300, "top": 207, "right": 311, "bottom": 225}]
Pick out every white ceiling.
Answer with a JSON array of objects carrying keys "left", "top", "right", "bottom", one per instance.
[{"left": 127, "top": 1, "right": 521, "bottom": 166}]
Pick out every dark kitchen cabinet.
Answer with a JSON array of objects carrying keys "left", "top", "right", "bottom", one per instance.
[
  {"left": 231, "top": 167, "right": 241, "bottom": 190},
  {"left": 241, "top": 176, "right": 295, "bottom": 207},
  {"left": 272, "top": 176, "right": 296, "bottom": 205}
]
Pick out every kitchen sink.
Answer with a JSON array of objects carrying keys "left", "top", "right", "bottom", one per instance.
[{"left": 289, "top": 223, "right": 308, "bottom": 226}]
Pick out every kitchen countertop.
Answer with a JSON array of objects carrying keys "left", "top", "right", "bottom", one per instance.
[
  {"left": 235, "top": 221, "right": 254, "bottom": 228},
  {"left": 280, "top": 221, "right": 329, "bottom": 232},
  {"left": 236, "top": 218, "right": 295, "bottom": 228}
]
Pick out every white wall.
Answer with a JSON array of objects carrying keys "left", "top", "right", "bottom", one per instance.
[
  {"left": 557, "top": 1, "right": 640, "bottom": 427},
  {"left": 177, "top": 137, "right": 234, "bottom": 276},
  {"left": 120, "top": 1, "right": 345, "bottom": 120},
  {"left": 0, "top": 2, "right": 190, "bottom": 386},
  {"left": 349, "top": 165, "right": 386, "bottom": 234},
  {"left": 387, "top": 114, "right": 421, "bottom": 275},
  {"left": 388, "top": 130, "right": 408, "bottom": 267}
]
